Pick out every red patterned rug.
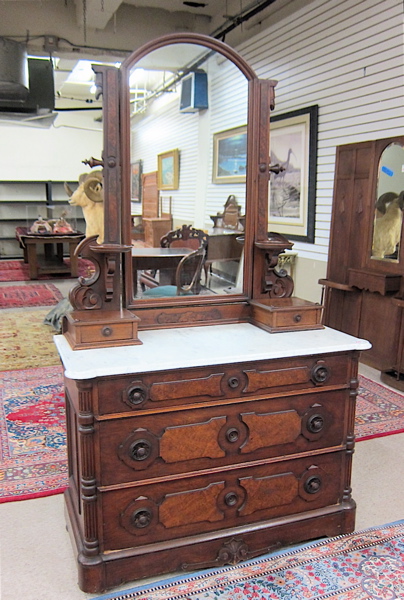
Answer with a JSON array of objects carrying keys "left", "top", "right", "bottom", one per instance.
[
  {"left": 0, "top": 258, "right": 94, "bottom": 282},
  {"left": 356, "top": 375, "right": 404, "bottom": 441},
  {"left": 0, "top": 283, "right": 63, "bottom": 308},
  {"left": 91, "top": 520, "right": 404, "bottom": 600},
  {"left": 0, "top": 366, "right": 67, "bottom": 503}
]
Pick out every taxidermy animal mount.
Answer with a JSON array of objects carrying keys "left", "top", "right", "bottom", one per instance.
[
  {"left": 64, "top": 171, "right": 104, "bottom": 243},
  {"left": 372, "top": 190, "right": 404, "bottom": 258}
]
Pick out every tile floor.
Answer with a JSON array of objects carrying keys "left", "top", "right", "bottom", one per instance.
[{"left": 1, "top": 277, "right": 404, "bottom": 600}]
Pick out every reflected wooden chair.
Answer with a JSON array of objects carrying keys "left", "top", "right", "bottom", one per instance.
[
  {"left": 142, "top": 246, "right": 206, "bottom": 297},
  {"left": 139, "top": 224, "right": 208, "bottom": 291}
]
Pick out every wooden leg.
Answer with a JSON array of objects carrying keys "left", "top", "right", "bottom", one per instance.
[
  {"left": 26, "top": 244, "right": 38, "bottom": 279},
  {"left": 57, "top": 243, "right": 64, "bottom": 262}
]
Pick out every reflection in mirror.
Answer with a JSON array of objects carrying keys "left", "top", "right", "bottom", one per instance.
[
  {"left": 372, "top": 143, "right": 404, "bottom": 261},
  {"left": 127, "top": 43, "right": 249, "bottom": 300}
]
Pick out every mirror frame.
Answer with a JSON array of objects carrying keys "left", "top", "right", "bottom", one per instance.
[
  {"left": 365, "top": 136, "right": 404, "bottom": 275},
  {"left": 62, "top": 33, "right": 287, "bottom": 349},
  {"left": 119, "top": 33, "right": 276, "bottom": 321}
]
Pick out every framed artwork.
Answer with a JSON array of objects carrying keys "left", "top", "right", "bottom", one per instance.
[
  {"left": 157, "top": 149, "right": 179, "bottom": 190},
  {"left": 269, "top": 105, "right": 318, "bottom": 243},
  {"left": 213, "top": 125, "right": 247, "bottom": 184},
  {"left": 131, "top": 160, "right": 142, "bottom": 202}
]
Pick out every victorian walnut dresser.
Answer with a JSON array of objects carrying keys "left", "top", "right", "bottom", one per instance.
[
  {"left": 55, "top": 324, "right": 369, "bottom": 592},
  {"left": 56, "top": 32, "right": 370, "bottom": 593}
]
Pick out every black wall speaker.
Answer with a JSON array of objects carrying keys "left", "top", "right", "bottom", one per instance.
[{"left": 179, "top": 71, "right": 208, "bottom": 113}]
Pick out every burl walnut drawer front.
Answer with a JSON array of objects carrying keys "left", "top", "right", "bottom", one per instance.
[
  {"left": 100, "top": 451, "right": 346, "bottom": 551},
  {"left": 95, "top": 353, "right": 352, "bottom": 415},
  {"left": 97, "top": 390, "right": 349, "bottom": 486}
]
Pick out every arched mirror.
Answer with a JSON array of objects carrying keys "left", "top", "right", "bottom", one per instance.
[
  {"left": 371, "top": 142, "right": 404, "bottom": 262},
  {"left": 119, "top": 34, "right": 260, "bottom": 310}
]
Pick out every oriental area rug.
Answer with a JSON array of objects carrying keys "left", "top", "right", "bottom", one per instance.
[
  {"left": 0, "top": 283, "right": 63, "bottom": 308},
  {"left": 91, "top": 520, "right": 404, "bottom": 600},
  {"left": 0, "top": 258, "right": 94, "bottom": 282},
  {"left": 356, "top": 375, "right": 404, "bottom": 441},
  {"left": 0, "top": 309, "right": 61, "bottom": 371},
  {"left": 0, "top": 366, "right": 67, "bottom": 503}
]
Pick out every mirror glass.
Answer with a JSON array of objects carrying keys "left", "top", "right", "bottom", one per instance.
[
  {"left": 371, "top": 142, "right": 404, "bottom": 262},
  {"left": 127, "top": 42, "right": 249, "bottom": 300}
]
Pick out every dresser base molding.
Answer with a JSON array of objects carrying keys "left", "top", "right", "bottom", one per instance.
[{"left": 65, "top": 487, "right": 355, "bottom": 593}]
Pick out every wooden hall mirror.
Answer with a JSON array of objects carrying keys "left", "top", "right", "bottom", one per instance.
[{"left": 62, "top": 33, "right": 303, "bottom": 350}]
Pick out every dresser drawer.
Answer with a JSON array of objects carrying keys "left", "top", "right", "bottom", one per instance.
[
  {"left": 95, "top": 353, "right": 352, "bottom": 416},
  {"left": 96, "top": 389, "right": 349, "bottom": 486},
  {"left": 99, "top": 451, "right": 346, "bottom": 551}
]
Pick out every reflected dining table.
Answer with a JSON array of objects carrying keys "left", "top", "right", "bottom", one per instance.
[{"left": 132, "top": 246, "right": 193, "bottom": 296}]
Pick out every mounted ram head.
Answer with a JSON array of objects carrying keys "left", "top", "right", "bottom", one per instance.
[
  {"left": 372, "top": 190, "right": 404, "bottom": 259},
  {"left": 64, "top": 171, "right": 104, "bottom": 243}
]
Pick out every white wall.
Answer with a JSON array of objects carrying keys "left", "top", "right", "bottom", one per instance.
[
  {"left": 0, "top": 111, "right": 103, "bottom": 182},
  {"left": 238, "top": 0, "right": 404, "bottom": 264}
]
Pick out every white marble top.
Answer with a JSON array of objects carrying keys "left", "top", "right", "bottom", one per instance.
[{"left": 54, "top": 323, "right": 371, "bottom": 381}]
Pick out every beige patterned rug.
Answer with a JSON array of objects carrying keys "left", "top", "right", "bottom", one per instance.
[{"left": 0, "top": 309, "right": 61, "bottom": 370}]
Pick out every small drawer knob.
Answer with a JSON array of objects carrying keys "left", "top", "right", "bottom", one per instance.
[
  {"left": 102, "top": 326, "right": 113, "bottom": 337},
  {"left": 224, "top": 492, "right": 238, "bottom": 506},
  {"left": 304, "top": 476, "right": 322, "bottom": 494},
  {"left": 307, "top": 414, "right": 324, "bottom": 433},
  {"left": 226, "top": 427, "right": 239, "bottom": 443},
  {"left": 311, "top": 363, "right": 330, "bottom": 384},
  {"left": 127, "top": 386, "right": 147, "bottom": 405},
  {"left": 129, "top": 439, "right": 152, "bottom": 461},
  {"left": 228, "top": 376, "right": 240, "bottom": 389},
  {"left": 293, "top": 313, "right": 302, "bottom": 323},
  {"left": 131, "top": 508, "right": 152, "bottom": 528}
]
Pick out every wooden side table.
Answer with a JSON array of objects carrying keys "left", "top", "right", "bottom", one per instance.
[{"left": 15, "top": 227, "right": 85, "bottom": 279}]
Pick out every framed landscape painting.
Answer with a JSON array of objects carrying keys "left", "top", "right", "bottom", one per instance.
[
  {"left": 157, "top": 149, "right": 179, "bottom": 190},
  {"left": 269, "top": 105, "right": 318, "bottom": 243},
  {"left": 213, "top": 125, "right": 247, "bottom": 184},
  {"left": 131, "top": 160, "right": 142, "bottom": 202}
]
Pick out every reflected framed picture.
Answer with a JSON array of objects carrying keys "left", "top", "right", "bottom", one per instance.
[
  {"left": 131, "top": 160, "right": 142, "bottom": 202},
  {"left": 213, "top": 125, "right": 247, "bottom": 184},
  {"left": 269, "top": 105, "right": 318, "bottom": 243},
  {"left": 157, "top": 149, "right": 179, "bottom": 190}
]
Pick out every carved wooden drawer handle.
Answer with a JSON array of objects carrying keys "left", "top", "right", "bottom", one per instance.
[
  {"left": 224, "top": 492, "right": 238, "bottom": 506},
  {"left": 304, "top": 475, "right": 322, "bottom": 494},
  {"left": 129, "top": 439, "right": 152, "bottom": 461},
  {"left": 127, "top": 385, "right": 147, "bottom": 405},
  {"left": 131, "top": 508, "right": 152, "bottom": 529},
  {"left": 306, "top": 414, "right": 324, "bottom": 433},
  {"left": 226, "top": 427, "right": 240, "bottom": 443},
  {"left": 228, "top": 376, "right": 240, "bottom": 389},
  {"left": 311, "top": 363, "right": 330, "bottom": 384}
]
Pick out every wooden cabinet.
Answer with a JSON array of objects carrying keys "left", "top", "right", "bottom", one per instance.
[
  {"left": 55, "top": 324, "right": 370, "bottom": 593},
  {"left": 320, "top": 136, "right": 404, "bottom": 387}
]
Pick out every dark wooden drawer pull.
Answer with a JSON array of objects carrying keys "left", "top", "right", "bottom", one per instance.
[
  {"left": 304, "top": 476, "right": 322, "bottom": 494},
  {"left": 127, "top": 385, "right": 147, "bottom": 405},
  {"left": 306, "top": 414, "right": 324, "bottom": 433},
  {"left": 131, "top": 509, "right": 152, "bottom": 529},
  {"left": 225, "top": 492, "right": 238, "bottom": 506},
  {"left": 129, "top": 439, "right": 152, "bottom": 461},
  {"left": 226, "top": 427, "right": 239, "bottom": 443},
  {"left": 228, "top": 376, "right": 240, "bottom": 389},
  {"left": 311, "top": 363, "right": 330, "bottom": 384}
]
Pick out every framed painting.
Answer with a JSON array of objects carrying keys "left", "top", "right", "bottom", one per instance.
[
  {"left": 157, "top": 149, "right": 179, "bottom": 190},
  {"left": 131, "top": 160, "right": 142, "bottom": 202},
  {"left": 213, "top": 125, "right": 247, "bottom": 184},
  {"left": 269, "top": 105, "right": 318, "bottom": 243}
]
